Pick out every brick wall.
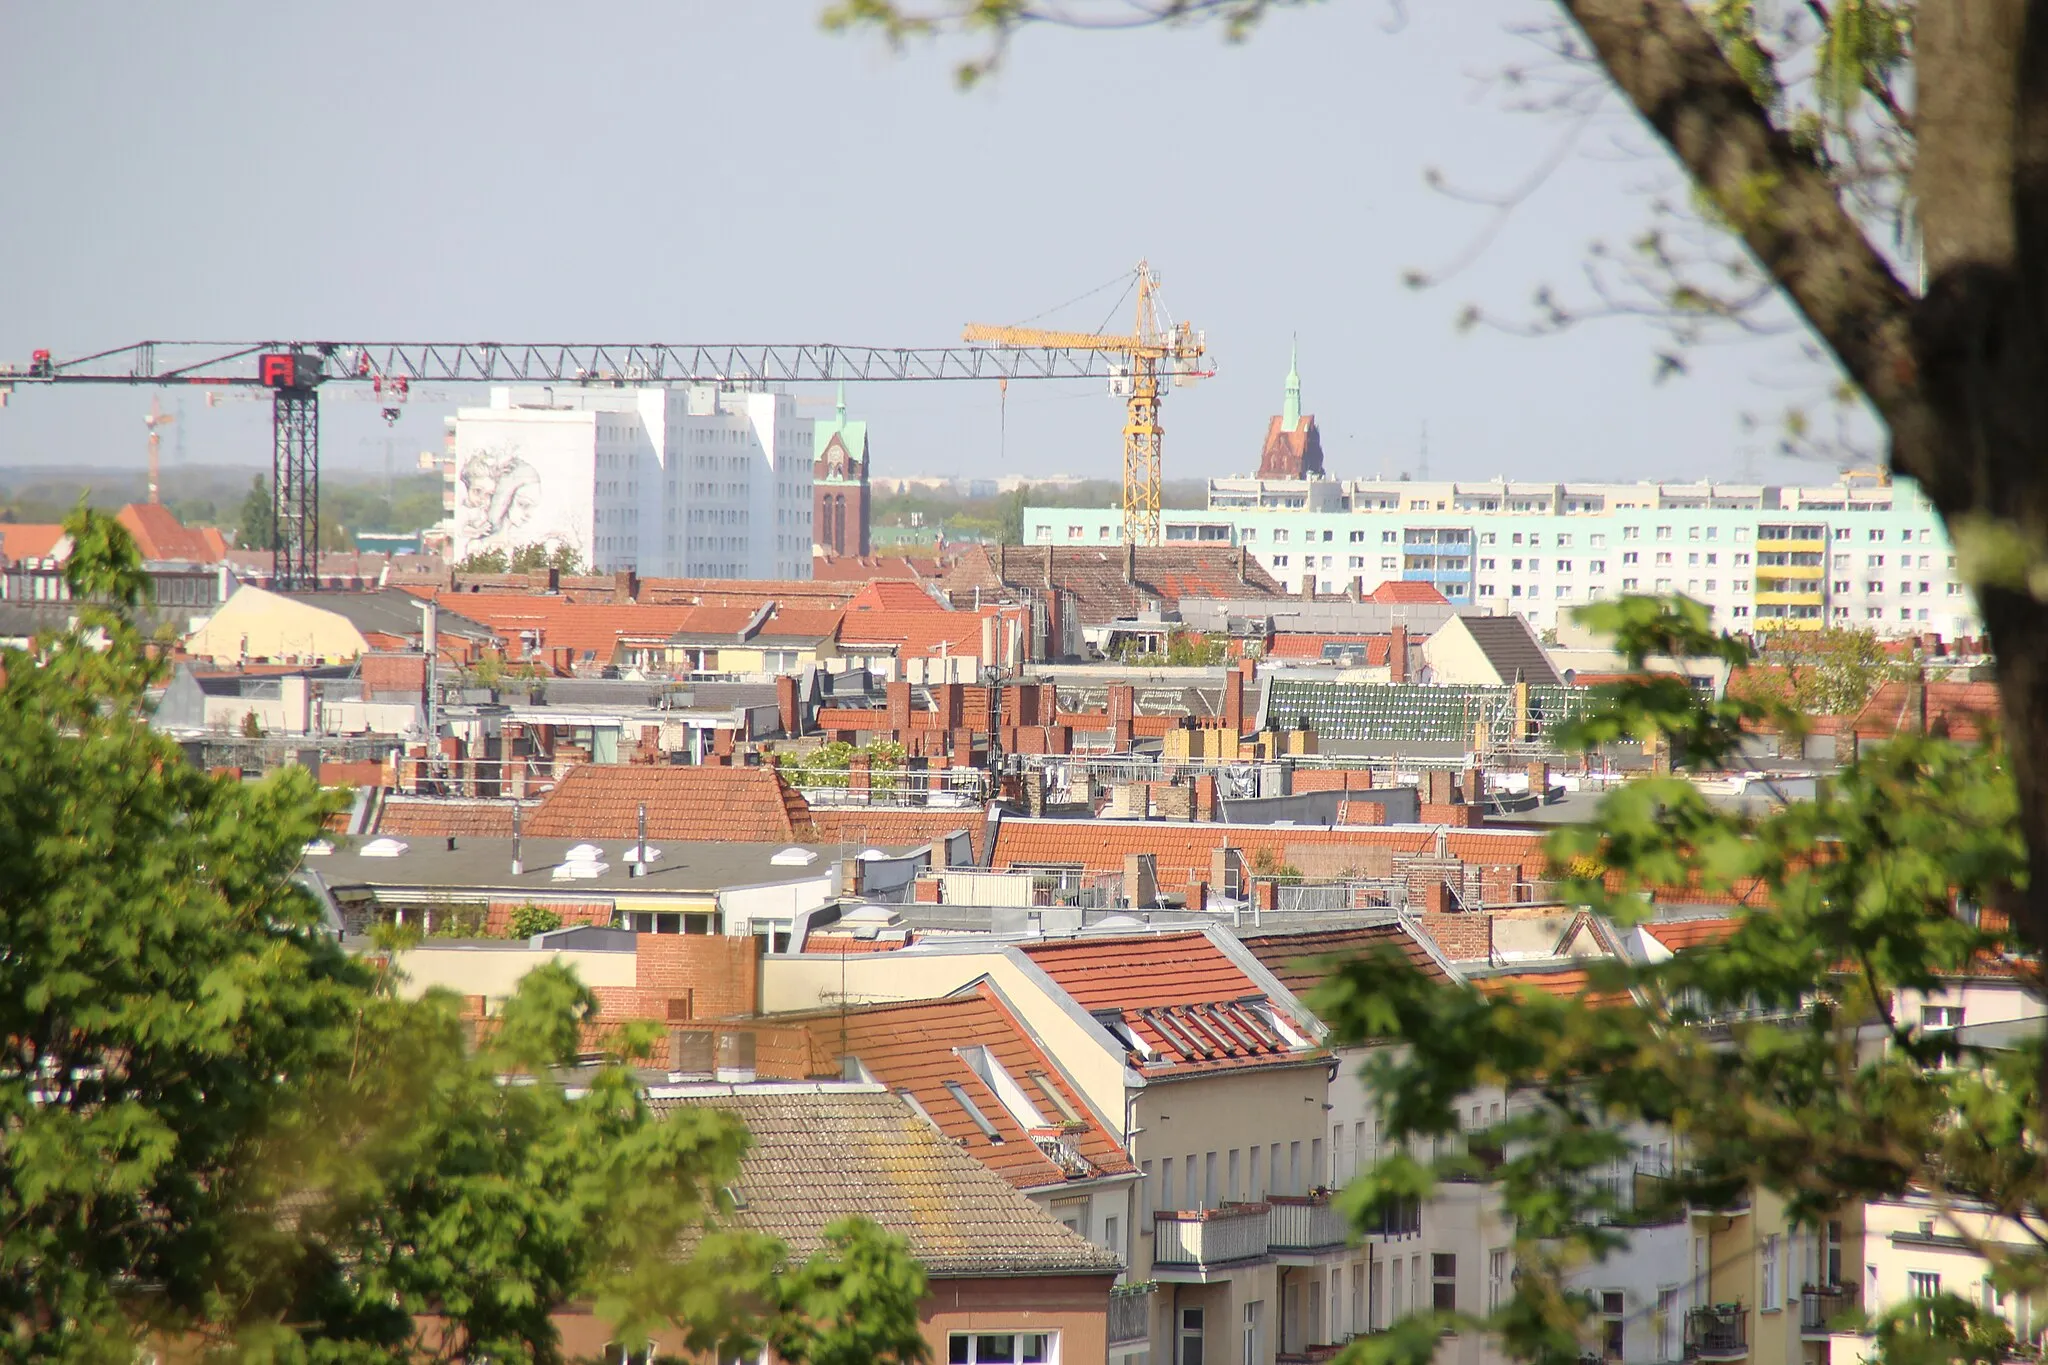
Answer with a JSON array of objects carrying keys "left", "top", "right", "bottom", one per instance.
[
  {"left": 637, "top": 933, "right": 763, "bottom": 1019},
  {"left": 1416, "top": 911, "right": 1492, "bottom": 961}
]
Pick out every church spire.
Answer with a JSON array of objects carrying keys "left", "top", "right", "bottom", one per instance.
[
  {"left": 1282, "top": 338, "right": 1302, "bottom": 429},
  {"left": 835, "top": 381, "right": 848, "bottom": 425}
]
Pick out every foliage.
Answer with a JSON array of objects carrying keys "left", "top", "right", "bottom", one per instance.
[
  {"left": 456, "top": 542, "right": 584, "bottom": 575},
  {"left": 1112, "top": 630, "right": 1229, "bottom": 667},
  {"left": 1248, "top": 845, "right": 1305, "bottom": 885},
  {"left": 1307, "top": 597, "right": 2040, "bottom": 1363},
  {"left": 1734, "top": 625, "right": 1915, "bottom": 718},
  {"left": 241, "top": 708, "right": 264, "bottom": 738},
  {"left": 507, "top": 903, "right": 564, "bottom": 939},
  {"left": 0, "top": 507, "right": 931, "bottom": 1364},
  {"left": 237, "top": 475, "right": 276, "bottom": 551},
  {"left": 783, "top": 740, "right": 912, "bottom": 799},
  {"left": 468, "top": 648, "right": 542, "bottom": 692}
]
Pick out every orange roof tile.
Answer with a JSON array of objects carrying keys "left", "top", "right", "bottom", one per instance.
[
  {"left": 116, "top": 504, "right": 225, "bottom": 563},
  {"left": 844, "top": 579, "right": 948, "bottom": 613},
  {"left": 1020, "top": 932, "right": 1322, "bottom": 1076},
  {"left": 0, "top": 523, "right": 66, "bottom": 562},
  {"left": 407, "top": 592, "right": 698, "bottom": 664},
  {"left": 1266, "top": 634, "right": 1392, "bottom": 663},
  {"left": 1472, "top": 966, "right": 1633, "bottom": 1006},
  {"left": 376, "top": 797, "right": 530, "bottom": 838},
  {"left": 1368, "top": 581, "right": 1449, "bottom": 605},
  {"left": 1243, "top": 923, "right": 1451, "bottom": 997},
  {"left": 525, "top": 765, "right": 811, "bottom": 842},
  {"left": 810, "top": 554, "right": 941, "bottom": 583},
  {"left": 991, "top": 817, "right": 1548, "bottom": 899},
  {"left": 1643, "top": 917, "right": 1743, "bottom": 951},
  {"left": 1851, "top": 680, "right": 2001, "bottom": 741},
  {"left": 777, "top": 984, "right": 1134, "bottom": 1188}
]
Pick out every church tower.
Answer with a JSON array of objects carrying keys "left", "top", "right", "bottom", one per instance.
[
  {"left": 812, "top": 384, "right": 871, "bottom": 558},
  {"left": 1256, "top": 342, "right": 1326, "bottom": 479}
]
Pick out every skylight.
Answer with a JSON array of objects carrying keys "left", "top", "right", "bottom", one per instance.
[
  {"left": 942, "top": 1080, "right": 1005, "bottom": 1143},
  {"left": 770, "top": 846, "right": 819, "bottom": 867},
  {"left": 359, "top": 838, "right": 408, "bottom": 858}
]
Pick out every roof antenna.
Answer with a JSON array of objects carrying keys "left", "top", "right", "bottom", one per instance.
[
  {"left": 1418, "top": 421, "right": 1430, "bottom": 482},
  {"left": 511, "top": 799, "right": 524, "bottom": 877}
]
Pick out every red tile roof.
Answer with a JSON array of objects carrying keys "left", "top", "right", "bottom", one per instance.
[
  {"left": 811, "top": 554, "right": 942, "bottom": 582},
  {"left": 1266, "top": 634, "right": 1392, "bottom": 663},
  {"left": 1368, "top": 581, "right": 1449, "bottom": 605},
  {"left": 942, "top": 545, "right": 1286, "bottom": 627},
  {"left": 838, "top": 605, "right": 1026, "bottom": 660},
  {"left": 406, "top": 593, "right": 698, "bottom": 664},
  {"left": 376, "top": 798, "right": 529, "bottom": 838},
  {"left": 1020, "top": 932, "right": 1321, "bottom": 1077},
  {"left": 1472, "top": 966, "right": 1634, "bottom": 1006},
  {"left": 990, "top": 817, "right": 1548, "bottom": 898},
  {"left": 1851, "top": 680, "right": 2001, "bottom": 741},
  {"left": 116, "top": 504, "right": 227, "bottom": 563},
  {"left": 1243, "top": 923, "right": 1452, "bottom": 997},
  {"left": 524, "top": 765, "right": 811, "bottom": 842},
  {"left": 0, "top": 524, "right": 66, "bottom": 563},
  {"left": 780, "top": 984, "right": 1134, "bottom": 1189},
  {"left": 1642, "top": 917, "right": 1742, "bottom": 951},
  {"left": 844, "top": 579, "right": 948, "bottom": 613}
]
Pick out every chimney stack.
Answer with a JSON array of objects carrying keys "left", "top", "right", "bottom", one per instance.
[
  {"left": 1391, "top": 623, "right": 1410, "bottom": 684},
  {"left": 1123, "top": 541, "right": 1137, "bottom": 586},
  {"left": 1300, "top": 573, "right": 1316, "bottom": 600}
]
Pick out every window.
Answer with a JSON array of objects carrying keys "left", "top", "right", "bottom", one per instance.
[
  {"left": 1824, "top": 1219, "right": 1845, "bottom": 1286},
  {"left": 1349, "top": 530, "right": 1365, "bottom": 542},
  {"left": 1622, "top": 551, "right": 1639, "bottom": 565},
  {"left": 1241, "top": 1301, "right": 1263, "bottom": 1365},
  {"left": 1273, "top": 555, "right": 1289, "bottom": 567},
  {"left": 1657, "top": 1288, "right": 1679, "bottom": 1360},
  {"left": 1922, "top": 1004, "right": 1965, "bottom": 1030},
  {"left": 1835, "top": 581, "right": 1851, "bottom": 593},
  {"left": 1479, "top": 558, "right": 1496, "bottom": 570},
  {"left": 1511, "top": 558, "right": 1523, "bottom": 571},
  {"left": 1736, "top": 527, "right": 1751, "bottom": 541},
  {"left": 1382, "top": 530, "right": 1398, "bottom": 544},
  {"left": 1321, "top": 530, "right": 1334, "bottom": 542},
  {"left": 1432, "top": 1254, "right": 1457, "bottom": 1311},
  {"left": 1762, "top": 1233, "right": 1781, "bottom": 1306},
  {"left": 1656, "top": 552, "right": 1673, "bottom": 565},
  {"left": 1558, "top": 559, "right": 1573, "bottom": 572},
  {"left": 1481, "top": 532, "right": 1497, "bottom": 545},
  {"left": 1601, "top": 1291, "right": 1625, "bottom": 1360},
  {"left": 1688, "top": 526, "right": 1701, "bottom": 540},
  {"left": 949, "top": 1332, "right": 1055, "bottom": 1363},
  {"left": 1180, "top": 1308, "right": 1205, "bottom": 1365},
  {"left": 1228, "top": 1149, "right": 1242, "bottom": 1200},
  {"left": 1103, "top": 1215, "right": 1120, "bottom": 1258},
  {"left": 1489, "top": 1249, "right": 1509, "bottom": 1311},
  {"left": 1621, "top": 578, "right": 1639, "bottom": 590},
  {"left": 1656, "top": 526, "right": 1672, "bottom": 540},
  {"left": 1871, "top": 529, "right": 1886, "bottom": 541},
  {"left": 1909, "top": 1271, "right": 1942, "bottom": 1299},
  {"left": 1623, "top": 526, "right": 1640, "bottom": 540},
  {"left": 1381, "top": 556, "right": 1397, "bottom": 570},
  {"left": 1870, "top": 554, "right": 1886, "bottom": 567}
]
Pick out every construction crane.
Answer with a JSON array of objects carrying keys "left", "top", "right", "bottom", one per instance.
[
  {"left": 963, "top": 260, "right": 1209, "bottom": 547},
  {"left": 0, "top": 331, "right": 1192, "bottom": 591},
  {"left": 142, "top": 395, "right": 174, "bottom": 505}
]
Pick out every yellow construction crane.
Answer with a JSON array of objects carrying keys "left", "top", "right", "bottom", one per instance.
[{"left": 964, "top": 260, "right": 1208, "bottom": 546}]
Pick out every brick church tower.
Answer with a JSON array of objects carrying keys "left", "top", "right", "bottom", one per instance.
[
  {"left": 1256, "top": 343, "right": 1326, "bottom": 479},
  {"left": 812, "top": 384, "right": 871, "bottom": 557}
]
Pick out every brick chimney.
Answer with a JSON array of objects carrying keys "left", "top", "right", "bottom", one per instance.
[
  {"left": 1123, "top": 541, "right": 1137, "bottom": 586},
  {"left": 775, "top": 674, "right": 800, "bottom": 737},
  {"left": 1300, "top": 573, "right": 1316, "bottom": 599},
  {"left": 1223, "top": 666, "right": 1245, "bottom": 736},
  {"left": 1390, "top": 623, "right": 1410, "bottom": 684}
]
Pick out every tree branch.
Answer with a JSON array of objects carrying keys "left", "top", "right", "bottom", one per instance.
[{"left": 1556, "top": 0, "right": 1943, "bottom": 481}]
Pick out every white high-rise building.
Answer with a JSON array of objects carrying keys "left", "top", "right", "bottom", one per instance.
[{"left": 450, "top": 384, "right": 814, "bottom": 579}]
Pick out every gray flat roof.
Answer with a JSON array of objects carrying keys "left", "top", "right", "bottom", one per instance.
[{"left": 310, "top": 836, "right": 917, "bottom": 896}]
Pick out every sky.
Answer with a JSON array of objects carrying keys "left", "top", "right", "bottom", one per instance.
[{"left": 0, "top": 1, "right": 1868, "bottom": 489}]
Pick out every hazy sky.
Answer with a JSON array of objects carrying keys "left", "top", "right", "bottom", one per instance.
[{"left": 0, "top": 1, "right": 1863, "bottom": 488}]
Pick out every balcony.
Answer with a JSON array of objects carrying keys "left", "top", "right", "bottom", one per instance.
[
  {"left": 1276, "top": 1348, "right": 1345, "bottom": 1364},
  {"left": 1108, "top": 1282, "right": 1155, "bottom": 1346},
  {"left": 1684, "top": 1305, "right": 1748, "bottom": 1362},
  {"left": 1152, "top": 1203, "right": 1270, "bottom": 1280},
  {"left": 1800, "top": 1283, "right": 1858, "bottom": 1338},
  {"left": 1268, "top": 1193, "right": 1349, "bottom": 1261}
]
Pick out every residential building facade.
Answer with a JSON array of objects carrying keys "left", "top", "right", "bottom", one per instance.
[
  {"left": 1023, "top": 476, "right": 1979, "bottom": 639},
  {"left": 451, "top": 383, "right": 814, "bottom": 581}
]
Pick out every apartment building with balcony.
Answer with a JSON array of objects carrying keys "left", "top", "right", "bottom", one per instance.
[
  {"left": 1023, "top": 476, "right": 1978, "bottom": 640},
  {"left": 760, "top": 926, "right": 1353, "bottom": 1365}
]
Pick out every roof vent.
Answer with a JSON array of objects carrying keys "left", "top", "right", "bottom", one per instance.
[
  {"left": 302, "top": 839, "right": 334, "bottom": 857},
  {"left": 771, "top": 846, "right": 819, "bottom": 867},
  {"left": 564, "top": 842, "right": 605, "bottom": 861},
  {"left": 360, "top": 837, "right": 408, "bottom": 858}
]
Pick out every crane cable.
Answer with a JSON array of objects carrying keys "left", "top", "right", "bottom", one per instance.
[{"left": 1007, "top": 268, "right": 1137, "bottom": 329}]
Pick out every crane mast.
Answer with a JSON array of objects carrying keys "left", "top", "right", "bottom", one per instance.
[{"left": 962, "top": 260, "right": 1208, "bottom": 546}]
